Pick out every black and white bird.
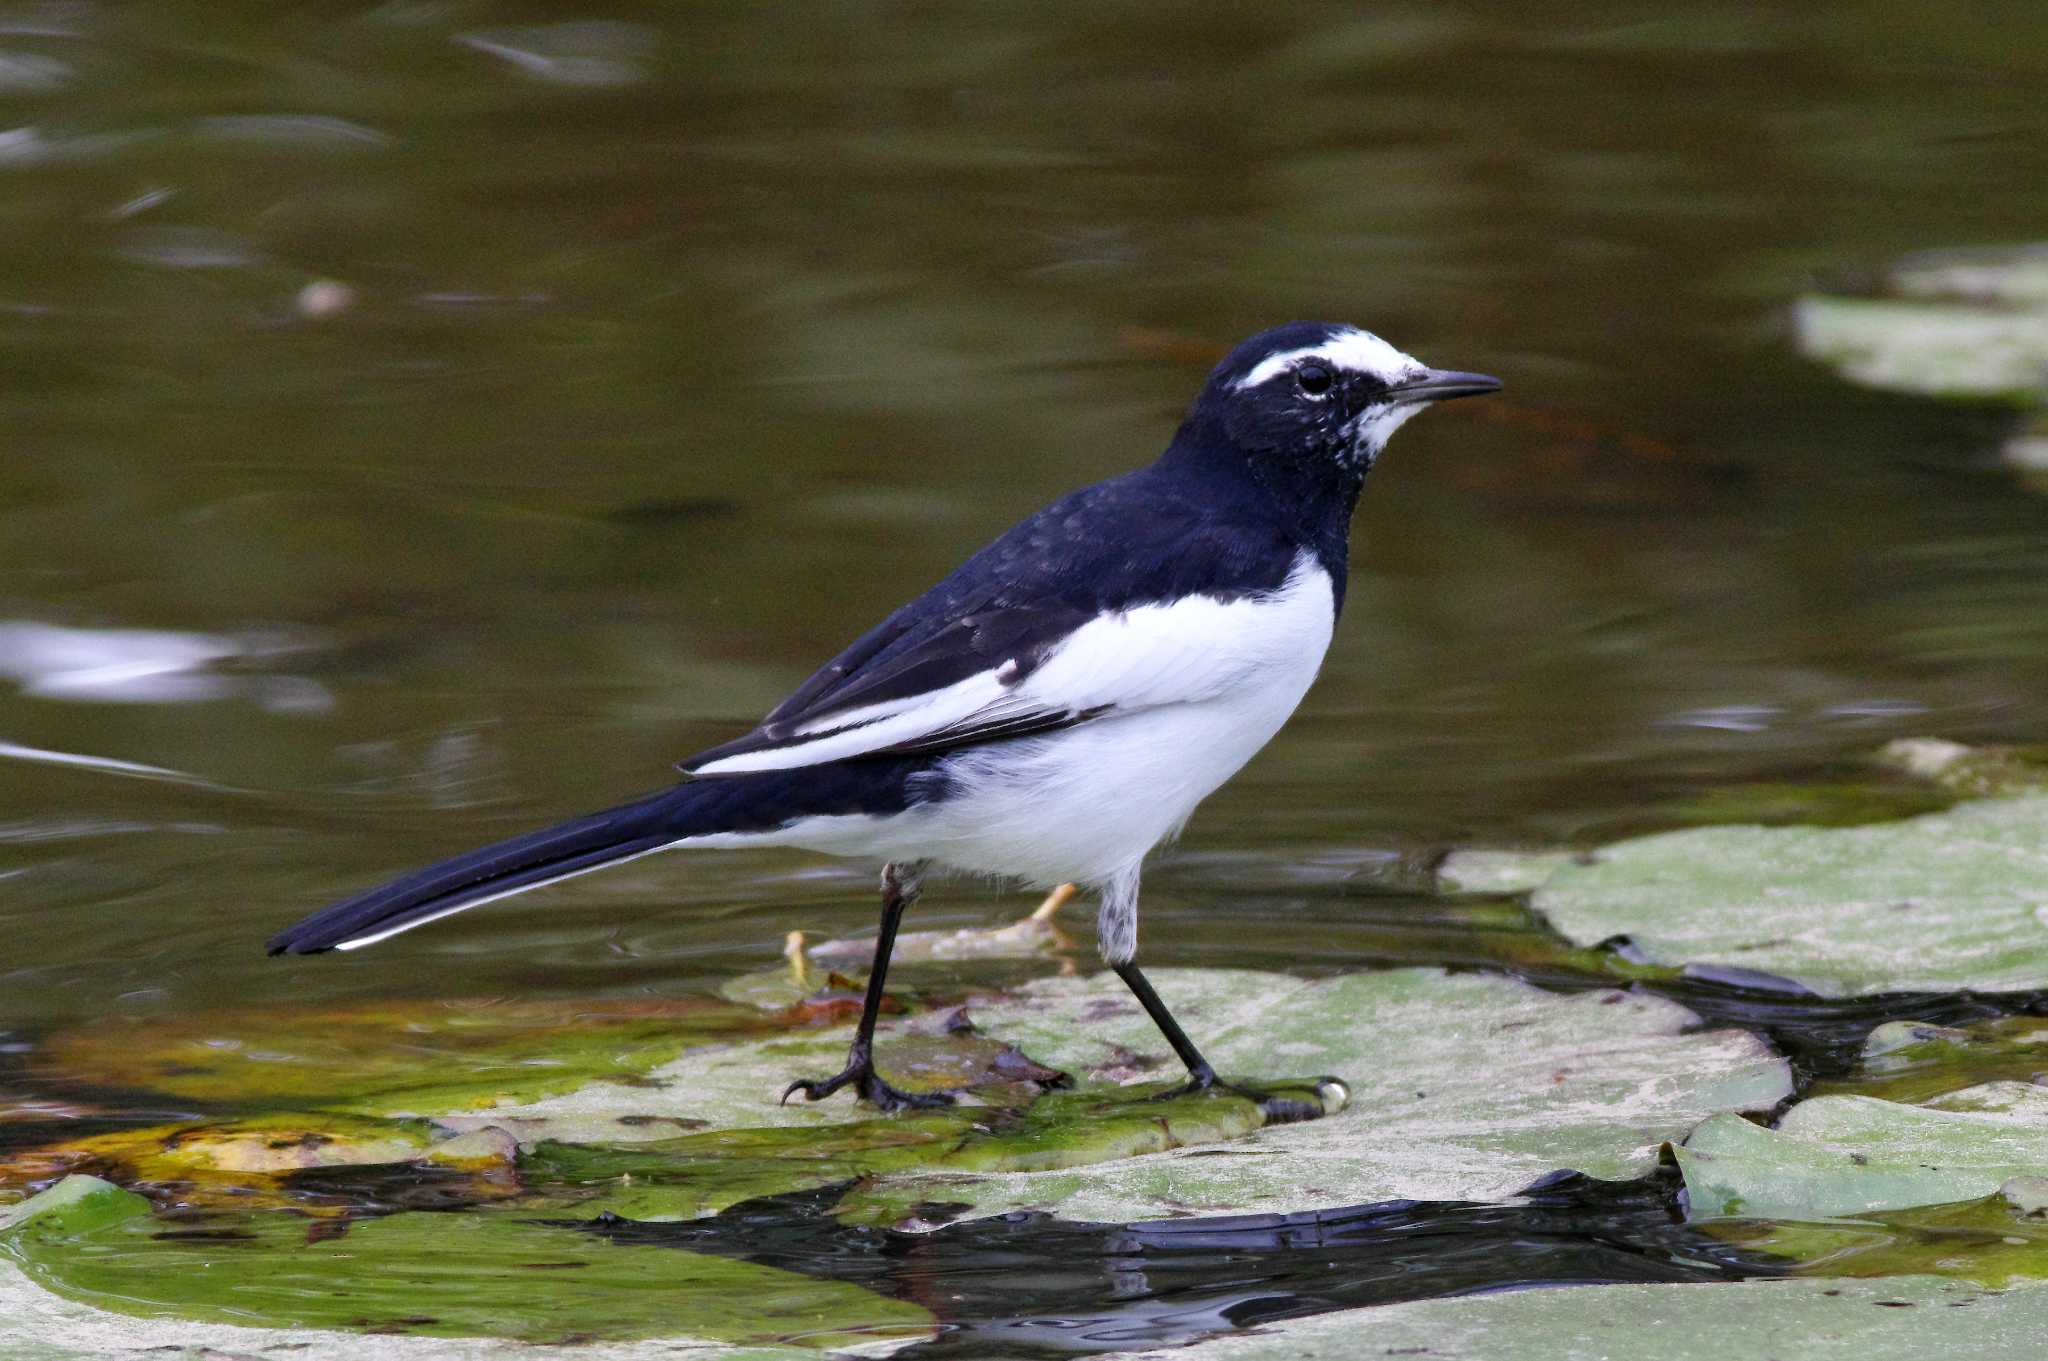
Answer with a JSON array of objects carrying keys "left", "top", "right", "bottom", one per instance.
[{"left": 269, "top": 321, "right": 1500, "bottom": 1111}]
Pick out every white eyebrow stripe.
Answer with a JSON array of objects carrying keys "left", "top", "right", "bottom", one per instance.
[{"left": 1232, "top": 330, "right": 1423, "bottom": 392}]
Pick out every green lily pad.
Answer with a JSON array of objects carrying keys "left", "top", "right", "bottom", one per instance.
[
  {"left": 817, "top": 968, "right": 1789, "bottom": 1224},
  {"left": 1678, "top": 1083, "right": 2048, "bottom": 1221},
  {"left": 37, "top": 996, "right": 796, "bottom": 1116},
  {"left": 0, "top": 1176, "right": 932, "bottom": 1349},
  {"left": 0, "top": 1114, "right": 521, "bottom": 1215},
  {"left": 1117, "top": 1275, "right": 2048, "bottom": 1360},
  {"left": 0, "top": 1176, "right": 148, "bottom": 1236},
  {"left": 1813, "top": 1017, "right": 2048, "bottom": 1105},
  {"left": 1709, "top": 1188, "right": 2048, "bottom": 1287},
  {"left": 1530, "top": 795, "right": 2048, "bottom": 996},
  {"left": 1436, "top": 848, "right": 1579, "bottom": 895},
  {"left": 521, "top": 1078, "right": 1338, "bottom": 1223}
]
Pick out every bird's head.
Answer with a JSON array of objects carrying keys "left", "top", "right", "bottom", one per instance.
[{"left": 1184, "top": 321, "right": 1500, "bottom": 485}]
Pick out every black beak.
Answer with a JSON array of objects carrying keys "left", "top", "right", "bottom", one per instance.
[{"left": 1386, "top": 368, "right": 1503, "bottom": 406}]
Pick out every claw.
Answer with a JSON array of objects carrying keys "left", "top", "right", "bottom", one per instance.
[
  {"left": 1149, "top": 1070, "right": 1344, "bottom": 1126},
  {"left": 778, "top": 1055, "right": 955, "bottom": 1111}
]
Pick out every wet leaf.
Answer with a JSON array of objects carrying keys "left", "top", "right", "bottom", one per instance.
[
  {"left": 37, "top": 997, "right": 790, "bottom": 1115},
  {"left": 1710, "top": 1190, "right": 2048, "bottom": 1288},
  {"left": 1813, "top": 1016, "right": 2048, "bottom": 1105},
  {"left": 1878, "top": 738, "right": 2048, "bottom": 798},
  {"left": 0, "top": 1176, "right": 149, "bottom": 1236},
  {"left": 823, "top": 968, "right": 1789, "bottom": 1224},
  {"left": 1678, "top": 1084, "right": 2048, "bottom": 1221},
  {"left": 1435, "top": 848, "right": 1578, "bottom": 895},
  {"left": 0, "top": 1114, "right": 524, "bottom": 1216},
  {"left": 1531, "top": 795, "right": 2048, "bottom": 996},
  {"left": 1, "top": 1188, "right": 932, "bottom": 1347},
  {"left": 1120, "top": 1274, "right": 2048, "bottom": 1360},
  {"left": 522, "top": 1077, "right": 1338, "bottom": 1223}
]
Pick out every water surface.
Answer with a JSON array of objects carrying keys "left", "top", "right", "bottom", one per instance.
[{"left": 3, "top": 6, "right": 2048, "bottom": 1319}]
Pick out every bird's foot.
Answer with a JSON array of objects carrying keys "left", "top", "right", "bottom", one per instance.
[
  {"left": 779, "top": 1052, "right": 956, "bottom": 1112},
  {"left": 1152, "top": 1066, "right": 1346, "bottom": 1126}
]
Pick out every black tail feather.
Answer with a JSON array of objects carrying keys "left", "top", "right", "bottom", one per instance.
[
  {"left": 268, "top": 756, "right": 943, "bottom": 957},
  {"left": 266, "top": 787, "right": 683, "bottom": 955}
]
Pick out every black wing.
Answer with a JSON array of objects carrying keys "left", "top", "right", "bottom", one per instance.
[{"left": 678, "top": 465, "right": 1303, "bottom": 776}]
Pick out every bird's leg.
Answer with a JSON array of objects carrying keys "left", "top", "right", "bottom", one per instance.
[
  {"left": 1100, "top": 871, "right": 1329, "bottom": 1125},
  {"left": 1110, "top": 960, "right": 1328, "bottom": 1124},
  {"left": 1110, "top": 959, "right": 1220, "bottom": 1087},
  {"left": 781, "top": 860, "right": 953, "bottom": 1112}
]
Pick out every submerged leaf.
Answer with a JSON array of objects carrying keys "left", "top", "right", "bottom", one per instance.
[
  {"left": 1711, "top": 1190, "right": 2048, "bottom": 1288},
  {"left": 36, "top": 996, "right": 791, "bottom": 1115}
]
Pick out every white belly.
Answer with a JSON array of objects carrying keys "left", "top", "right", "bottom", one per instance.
[{"left": 772, "top": 554, "right": 1336, "bottom": 887}]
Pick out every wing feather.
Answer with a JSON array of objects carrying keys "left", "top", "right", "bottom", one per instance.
[{"left": 682, "top": 570, "right": 1321, "bottom": 776}]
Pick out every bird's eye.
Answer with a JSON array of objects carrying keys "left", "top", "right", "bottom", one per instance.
[{"left": 1295, "top": 363, "right": 1333, "bottom": 397}]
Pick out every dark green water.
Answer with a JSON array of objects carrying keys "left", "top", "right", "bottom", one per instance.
[
  {"left": 5, "top": 8, "right": 2048, "bottom": 1340},
  {"left": 7, "top": 0, "right": 2048, "bottom": 1027}
]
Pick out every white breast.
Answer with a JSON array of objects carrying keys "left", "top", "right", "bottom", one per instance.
[{"left": 778, "top": 552, "right": 1337, "bottom": 887}]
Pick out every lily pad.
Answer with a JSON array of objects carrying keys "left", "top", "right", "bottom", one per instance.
[
  {"left": 0, "top": 1175, "right": 932, "bottom": 1349},
  {"left": 820, "top": 968, "right": 1789, "bottom": 1224},
  {"left": 1710, "top": 1188, "right": 2048, "bottom": 1287},
  {"left": 520, "top": 1078, "right": 1338, "bottom": 1224},
  {"left": 1678, "top": 1083, "right": 2048, "bottom": 1221},
  {"left": 1118, "top": 1274, "right": 2048, "bottom": 1361},
  {"left": 1812, "top": 1016, "right": 2048, "bottom": 1105},
  {"left": 1793, "top": 293, "right": 2048, "bottom": 401},
  {"left": 1436, "top": 848, "right": 1579, "bottom": 895},
  {"left": 1878, "top": 738, "right": 2048, "bottom": 797},
  {"left": 1794, "top": 244, "right": 2048, "bottom": 404},
  {"left": 1530, "top": 795, "right": 2048, "bottom": 996},
  {"left": 35, "top": 996, "right": 797, "bottom": 1115},
  {"left": 0, "top": 1113, "right": 520, "bottom": 1214}
]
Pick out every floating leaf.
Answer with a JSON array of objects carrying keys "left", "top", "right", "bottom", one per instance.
[
  {"left": 1115, "top": 1274, "right": 2048, "bottom": 1360},
  {"left": 1435, "top": 848, "right": 1577, "bottom": 894},
  {"left": 36, "top": 996, "right": 792, "bottom": 1115},
  {"left": 1531, "top": 795, "right": 2048, "bottom": 995},
  {"left": 1678, "top": 1084, "right": 2048, "bottom": 1221},
  {"left": 1793, "top": 294, "right": 2048, "bottom": 402},
  {"left": 0, "top": 1178, "right": 932, "bottom": 1348},
  {"left": 0, "top": 1114, "right": 520, "bottom": 1215},
  {"left": 1878, "top": 738, "right": 2048, "bottom": 798},
  {"left": 523, "top": 1078, "right": 1337, "bottom": 1224},
  {"left": 823, "top": 968, "right": 1788, "bottom": 1224},
  {"left": 1813, "top": 1016, "right": 2048, "bottom": 1105},
  {"left": 1710, "top": 1189, "right": 2048, "bottom": 1288}
]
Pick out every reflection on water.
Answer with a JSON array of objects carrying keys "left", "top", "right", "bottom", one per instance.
[
  {"left": 2, "top": 0, "right": 2048, "bottom": 1345},
  {"left": 594, "top": 1169, "right": 1774, "bottom": 1356},
  {"left": 0, "top": 621, "right": 326, "bottom": 710}
]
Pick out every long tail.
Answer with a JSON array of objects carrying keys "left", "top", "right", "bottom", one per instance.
[
  {"left": 267, "top": 787, "right": 693, "bottom": 955},
  {"left": 267, "top": 760, "right": 932, "bottom": 956}
]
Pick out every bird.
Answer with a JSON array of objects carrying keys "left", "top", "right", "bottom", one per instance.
[{"left": 268, "top": 321, "right": 1501, "bottom": 1113}]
